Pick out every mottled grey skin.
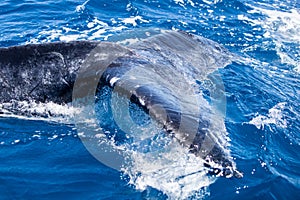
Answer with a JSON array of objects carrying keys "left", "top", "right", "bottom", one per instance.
[
  {"left": 0, "top": 41, "right": 100, "bottom": 104},
  {"left": 0, "top": 31, "right": 242, "bottom": 178}
]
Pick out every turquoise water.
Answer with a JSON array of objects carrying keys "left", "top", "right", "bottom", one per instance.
[{"left": 0, "top": 0, "right": 300, "bottom": 199}]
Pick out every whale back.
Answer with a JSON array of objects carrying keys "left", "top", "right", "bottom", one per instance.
[{"left": 0, "top": 41, "right": 100, "bottom": 104}]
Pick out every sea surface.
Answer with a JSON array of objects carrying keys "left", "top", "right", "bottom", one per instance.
[{"left": 0, "top": 0, "right": 300, "bottom": 199}]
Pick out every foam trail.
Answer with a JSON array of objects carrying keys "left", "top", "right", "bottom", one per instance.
[{"left": 0, "top": 101, "right": 78, "bottom": 124}]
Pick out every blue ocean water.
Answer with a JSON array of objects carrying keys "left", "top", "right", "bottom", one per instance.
[{"left": 0, "top": 0, "right": 300, "bottom": 199}]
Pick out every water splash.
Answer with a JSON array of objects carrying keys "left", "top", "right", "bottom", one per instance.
[
  {"left": 249, "top": 102, "right": 287, "bottom": 130},
  {"left": 0, "top": 100, "right": 77, "bottom": 124},
  {"left": 122, "top": 140, "right": 215, "bottom": 200},
  {"left": 75, "top": 0, "right": 90, "bottom": 12}
]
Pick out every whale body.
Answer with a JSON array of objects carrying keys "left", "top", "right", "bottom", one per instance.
[
  {"left": 0, "top": 40, "right": 100, "bottom": 104},
  {"left": 0, "top": 30, "right": 242, "bottom": 178}
]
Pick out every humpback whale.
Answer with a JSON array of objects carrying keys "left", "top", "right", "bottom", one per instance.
[{"left": 0, "top": 30, "right": 242, "bottom": 178}]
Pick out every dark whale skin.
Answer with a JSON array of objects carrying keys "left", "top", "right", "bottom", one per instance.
[
  {"left": 0, "top": 41, "right": 100, "bottom": 104},
  {"left": 0, "top": 31, "right": 242, "bottom": 178}
]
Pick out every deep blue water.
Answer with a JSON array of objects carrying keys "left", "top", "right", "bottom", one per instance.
[{"left": 0, "top": 0, "right": 300, "bottom": 199}]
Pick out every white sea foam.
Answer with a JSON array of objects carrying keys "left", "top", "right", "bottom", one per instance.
[
  {"left": 109, "top": 97, "right": 231, "bottom": 199},
  {"left": 122, "top": 140, "right": 215, "bottom": 200},
  {"left": 202, "top": 0, "right": 222, "bottom": 5},
  {"left": 244, "top": 3, "right": 300, "bottom": 73},
  {"left": 121, "top": 16, "right": 149, "bottom": 27},
  {"left": 0, "top": 100, "right": 78, "bottom": 124},
  {"left": 59, "top": 35, "right": 80, "bottom": 42},
  {"left": 25, "top": 14, "right": 150, "bottom": 44},
  {"left": 173, "top": 0, "right": 197, "bottom": 9},
  {"left": 75, "top": 0, "right": 90, "bottom": 12},
  {"left": 249, "top": 102, "right": 287, "bottom": 130}
]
